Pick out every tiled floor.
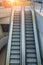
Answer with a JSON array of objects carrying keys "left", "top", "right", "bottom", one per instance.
[
  {"left": 0, "top": 45, "right": 7, "bottom": 65},
  {"left": 35, "top": 10, "right": 43, "bottom": 16}
]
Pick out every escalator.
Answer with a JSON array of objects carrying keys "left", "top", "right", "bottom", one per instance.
[
  {"left": 25, "top": 11, "right": 37, "bottom": 65},
  {"left": 6, "top": 8, "right": 41, "bottom": 65},
  {"left": 6, "top": 11, "right": 21, "bottom": 65},
  {"left": 10, "top": 12, "right": 21, "bottom": 65},
  {"left": 9, "top": 11, "right": 21, "bottom": 65}
]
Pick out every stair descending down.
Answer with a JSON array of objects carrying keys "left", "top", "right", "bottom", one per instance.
[
  {"left": 25, "top": 11, "right": 37, "bottom": 65},
  {"left": 9, "top": 11, "right": 21, "bottom": 65}
]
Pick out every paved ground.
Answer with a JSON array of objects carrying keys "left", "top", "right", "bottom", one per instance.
[
  {"left": 35, "top": 10, "right": 43, "bottom": 16},
  {"left": 0, "top": 7, "right": 11, "bottom": 18}
]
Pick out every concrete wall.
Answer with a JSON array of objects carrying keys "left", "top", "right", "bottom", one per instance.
[
  {"left": 0, "top": 36, "right": 8, "bottom": 50},
  {"left": 0, "top": 25, "right": 3, "bottom": 37},
  {"left": 0, "top": 8, "right": 11, "bottom": 24},
  {"left": 0, "top": 45, "right": 6, "bottom": 65},
  {"left": 35, "top": 11, "right": 43, "bottom": 58},
  {"left": 0, "top": 16, "right": 10, "bottom": 24},
  {"left": 0, "top": 8, "right": 11, "bottom": 18}
]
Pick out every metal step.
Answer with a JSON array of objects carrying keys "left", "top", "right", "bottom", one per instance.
[
  {"left": 13, "top": 28, "right": 20, "bottom": 32},
  {"left": 27, "top": 62, "right": 37, "bottom": 65},
  {"left": 11, "top": 46, "right": 20, "bottom": 50},
  {"left": 26, "top": 27, "right": 32, "bottom": 31},
  {"left": 10, "top": 55, "right": 20, "bottom": 59},
  {"left": 27, "top": 53, "right": 36, "bottom": 58},
  {"left": 26, "top": 45, "right": 35, "bottom": 49},
  {"left": 26, "top": 49, "right": 36, "bottom": 53},
  {"left": 13, "top": 23, "right": 20, "bottom": 26},
  {"left": 12, "top": 35, "right": 20, "bottom": 38},
  {"left": 11, "top": 42, "right": 20, "bottom": 46},
  {"left": 26, "top": 26, "right": 32, "bottom": 28},
  {"left": 12, "top": 38, "right": 20, "bottom": 42},
  {"left": 26, "top": 31, "right": 34, "bottom": 34},
  {"left": 13, "top": 20, "right": 20, "bottom": 23},
  {"left": 25, "top": 18, "right": 32, "bottom": 19},
  {"left": 13, "top": 26, "right": 20, "bottom": 28},
  {"left": 25, "top": 20, "right": 33, "bottom": 25},
  {"left": 12, "top": 32, "right": 20, "bottom": 35},
  {"left": 10, "top": 60, "right": 20, "bottom": 64},
  {"left": 27, "top": 58, "right": 37, "bottom": 63}
]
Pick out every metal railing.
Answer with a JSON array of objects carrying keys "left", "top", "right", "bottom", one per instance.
[{"left": 31, "top": 0, "right": 43, "bottom": 12}]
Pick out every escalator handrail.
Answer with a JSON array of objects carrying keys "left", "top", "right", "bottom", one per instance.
[{"left": 21, "top": 7, "right": 25, "bottom": 65}]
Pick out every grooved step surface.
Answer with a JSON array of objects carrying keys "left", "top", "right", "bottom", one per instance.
[
  {"left": 9, "top": 11, "right": 21, "bottom": 65},
  {"left": 25, "top": 11, "right": 37, "bottom": 65}
]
